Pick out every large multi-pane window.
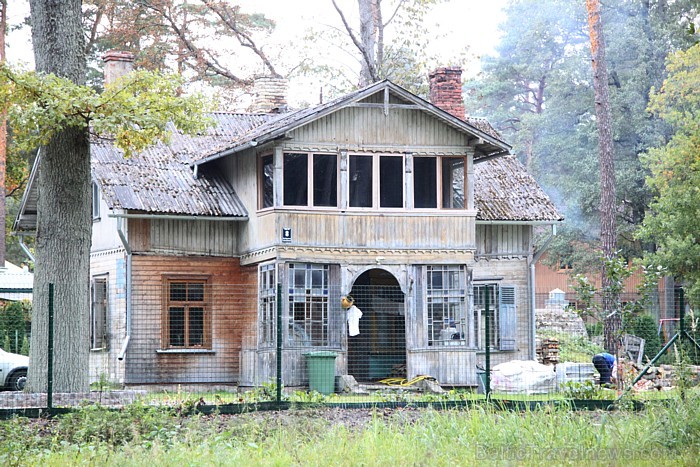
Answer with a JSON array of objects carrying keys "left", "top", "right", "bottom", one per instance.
[
  {"left": 414, "top": 156, "right": 466, "bottom": 209},
  {"left": 258, "top": 263, "right": 277, "bottom": 347},
  {"left": 349, "top": 154, "right": 404, "bottom": 208},
  {"left": 277, "top": 151, "right": 467, "bottom": 211},
  {"left": 283, "top": 152, "right": 338, "bottom": 207},
  {"left": 163, "top": 277, "right": 210, "bottom": 349},
  {"left": 90, "top": 276, "right": 108, "bottom": 350},
  {"left": 288, "top": 263, "right": 329, "bottom": 346},
  {"left": 426, "top": 265, "right": 466, "bottom": 346}
]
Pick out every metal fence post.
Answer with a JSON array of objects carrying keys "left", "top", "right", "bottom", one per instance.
[
  {"left": 485, "top": 285, "right": 491, "bottom": 400},
  {"left": 47, "top": 283, "right": 54, "bottom": 412},
  {"left": 276, "top": 282, "right": 282, "bottom": 408}
]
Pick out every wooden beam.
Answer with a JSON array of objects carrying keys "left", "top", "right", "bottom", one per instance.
[{"left": 348, "top": 103, "right": 422, "bottom": 110}]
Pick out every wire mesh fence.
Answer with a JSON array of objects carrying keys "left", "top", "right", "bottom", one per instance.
[{"left": 1, "top": 280, "right": 699, "bottom": 414}]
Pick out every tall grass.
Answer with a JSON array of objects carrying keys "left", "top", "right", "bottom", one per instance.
[{"left": 2, "top": 397, "right": 699, "bottom": 465}]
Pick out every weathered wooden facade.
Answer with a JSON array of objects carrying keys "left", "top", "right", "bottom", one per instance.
[{"left": 15, "top": 65, "right": 562, "bottom": 387}]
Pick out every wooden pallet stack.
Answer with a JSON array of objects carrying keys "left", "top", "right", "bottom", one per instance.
[{"left": 537, "top": 338, "right": 560, "bottom": 365}]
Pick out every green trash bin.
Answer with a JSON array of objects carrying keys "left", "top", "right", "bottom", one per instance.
[{"left": 304, "top": 351, "right": 338, "bottom": 395}]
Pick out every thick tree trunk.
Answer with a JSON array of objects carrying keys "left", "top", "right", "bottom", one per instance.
[
  {"left": 0, "top": 0, "right": 7, "bottom": 267},
  {"left": 27, "top": 0, "right": 91, "bottom": 393},
  {"left": 586, "top": 0, "right": 619, "bottom": 353}
]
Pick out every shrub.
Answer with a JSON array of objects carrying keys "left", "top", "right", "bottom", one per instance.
[{"left": 627, "top": 314, "right": 662, "bottom": 362}]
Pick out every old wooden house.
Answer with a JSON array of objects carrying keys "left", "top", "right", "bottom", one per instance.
[{"left": 14, "top": 56, "right": 562, "bottom": 388}]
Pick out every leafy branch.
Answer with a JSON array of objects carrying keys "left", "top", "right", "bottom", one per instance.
[{"left": 0, "top": 64, "right": 214, "bottom": 157}]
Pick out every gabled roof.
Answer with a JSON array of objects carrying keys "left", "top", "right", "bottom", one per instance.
[
  {"left": 194, "top": 80, "right": 511, "bottom": 167},
  {"left": 13, "top": 80, "right": 561, "bottom": 232},
  {"left": 475, "top": 156, "right": 563, "bottom": 222}
]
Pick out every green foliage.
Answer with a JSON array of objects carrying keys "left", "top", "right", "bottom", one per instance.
[
  {"left": 56, "top": 403, "right": 184, "bottom": 448},
  {"left": 0, "top": 301, "right": 29, "bottom": 354},
  {"left": 0, "top": 64, "right": 214, "bottom": 158},
  {"left": 560, "top": 380, "right": 611, "bottom": 400},
  {"left": 626, "top": 314, "right": 662, "bottom": 361},
  {"left": 539, "top": 331, "right": 604, "bottom": 362},
  {"left": 19, "top": 335, "right": 29, "bottom": 356},
  {"left": 586, "top": 322, "right": 603, "bottom": 337},
  {"left": 467, "top": 0, "right": 699, "bottom": 265},
  {"left": 640, "top": 43, "right": 700, "bottom": 305},
  {"left": 570, "top": 273, "right": 599, "bottom": 319},
  {"left": 4, "top": 399, "right": 700, "bottom": 464}
]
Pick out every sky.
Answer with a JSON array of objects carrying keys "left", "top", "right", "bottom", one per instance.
[{"left": 5, "top": 1, "right": 509, "bottom": 106}]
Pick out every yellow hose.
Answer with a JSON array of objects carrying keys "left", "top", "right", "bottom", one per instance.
[{"left": 378, "top": 375, "right": 434, "bottom": 387}]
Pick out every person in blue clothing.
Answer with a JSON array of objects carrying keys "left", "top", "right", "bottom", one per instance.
[{"left": 592, "top": 352, "right": 617, "bottom": 385}]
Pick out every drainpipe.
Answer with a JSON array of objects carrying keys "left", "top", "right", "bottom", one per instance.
[
  {"left": 18, "top": 234, "right": 35, "bottom": 262},
  {"left": 116, "top": 216, "right": 132, "bottom": 361},
  {"left": 528, "top": 224, "right": 557, "bottom": 360}
]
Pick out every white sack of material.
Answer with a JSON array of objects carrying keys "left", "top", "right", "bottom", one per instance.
[{"left": 490, "top": 360, "right": 556, "bottom": 394}]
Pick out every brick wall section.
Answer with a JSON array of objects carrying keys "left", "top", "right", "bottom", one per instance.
[
  {"left": 250, "top": 77, "right": 288, "bottom": 114},
  {"left": 429, "top": 67, "right": 466, "bottom": 120},
  {"left": 126, "top": 255, "right": 258, "bottom": 384}
]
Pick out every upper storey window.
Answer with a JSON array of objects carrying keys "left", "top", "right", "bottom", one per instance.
[
  {"left": 414, "top": 156, "right": 466, "bottom": 209},
  {"left": 273, "top": 152, "right": 467, "bottom": 211},
  {"left": 349, "top": 154, "right": 403, "bottom": 208},
  {"left": 283, "top": 153, "right": 338, "bottom": 207}
]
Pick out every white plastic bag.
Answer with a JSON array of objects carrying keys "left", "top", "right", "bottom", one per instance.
[{"left": 491, "top": 360, "right": 556, "bottom": 394}]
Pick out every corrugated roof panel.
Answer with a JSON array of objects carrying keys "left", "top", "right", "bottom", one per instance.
[
  {"left": 91, "top": 113, "right": 263, "bottom": 217},
  {"left": 475, "top": 156, "right": 563, "bottom": 222}
]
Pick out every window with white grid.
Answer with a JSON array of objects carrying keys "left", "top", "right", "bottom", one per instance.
[
  {"left": 288, "top": 263, "right": 329, "bottom": 346},
  {"left": 426, "top": 265, "right": 466, "bottom": 346},
  {"left": 258, "top": 263, "right": 277, "bottom": 347}
]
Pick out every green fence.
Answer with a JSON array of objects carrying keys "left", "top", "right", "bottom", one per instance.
[{"left": 1, "top": 281, "right": 699, "bottom": 418}]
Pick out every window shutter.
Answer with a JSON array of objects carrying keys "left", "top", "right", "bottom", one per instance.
[{"left": 499, "top": 285, "right": 517, "bottom": 351}]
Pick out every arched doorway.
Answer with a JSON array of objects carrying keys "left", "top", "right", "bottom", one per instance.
[{"left": 347, "top": 269, "right": 406, "bottom": 381}]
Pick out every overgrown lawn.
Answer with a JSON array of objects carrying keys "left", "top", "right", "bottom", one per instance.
[{"left": 1, "top": 396, "right": 699, "bottom": 465}]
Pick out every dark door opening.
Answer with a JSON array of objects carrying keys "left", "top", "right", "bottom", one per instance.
[{"left": 347, "top": 269, "right": 406, "bottom": 381}]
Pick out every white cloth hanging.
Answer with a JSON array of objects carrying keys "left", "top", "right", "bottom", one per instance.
[{"left": 346, "top": 305, "right": 363, "bottom": 337}]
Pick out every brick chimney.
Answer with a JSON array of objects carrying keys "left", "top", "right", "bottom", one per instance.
[
  {"left": 249, "top": 76, "right": 288, "bottom": 114},
  {"left": 103, "top": 50, "right": 135, "bottom": 85},
  {"left": 429, "top": 67, "right": 465, "bottom": 120}
]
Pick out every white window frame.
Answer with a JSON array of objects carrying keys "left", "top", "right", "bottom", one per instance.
[
  {"left": 90, "top": 275, "right": 109, "bottom": 350},
  {"left": 425, "top": 265, "right": 467, "bottom": 347},
  {"left": 258, "top": 262, "right": 277, "bottom": 347},
  {"left": 348, "top": 153, "right": 405, "bottom": 210},
  {"left": 92, "top": 181, "right": 101, "bottom": 221},
  {"left": 287, "top": 263, "right": 330, "bottom": 347},
  {"left": 282, "top": 152, "right": 339, "bottom": 208},
  {"left": 413, "top": 155, "right": 467, "bottom": 210}
]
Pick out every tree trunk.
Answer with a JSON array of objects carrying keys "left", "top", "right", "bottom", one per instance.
[
  {"left": 358, "top": 0, "right": 378, "bottom": 86},
  {"left": 27, "top": 0, "right": 91, "bottom": 393},
  {"left": 0, "top": 0, "right": 7, "bottom": 267},
  {"left": 586, "top": 0, "right": 619, "bottom": 353}
]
